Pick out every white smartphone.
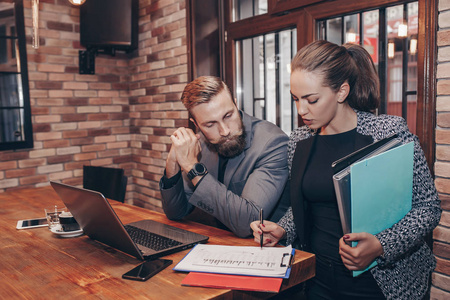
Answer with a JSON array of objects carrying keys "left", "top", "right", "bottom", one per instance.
[{"left": 16, "top": 218, "right": 48, "bottom": 229}]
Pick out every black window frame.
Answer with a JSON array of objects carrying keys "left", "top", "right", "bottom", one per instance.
[{"left": 0, "top": 0, "right": 33, "bottom": 151}]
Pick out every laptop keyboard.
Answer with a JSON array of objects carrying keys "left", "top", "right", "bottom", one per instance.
[{"left": 124, "top": 225, "right": 182, "bottom": 251}]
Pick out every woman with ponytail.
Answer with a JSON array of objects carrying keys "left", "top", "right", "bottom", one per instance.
[{"left": 250, "top": 40, "right": 441, "bottom": 299}]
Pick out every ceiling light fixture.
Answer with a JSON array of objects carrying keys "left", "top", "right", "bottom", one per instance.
[
  {"left": 68, "top": 0, "right": 87, "bottom": 5},
  {"left": 346, "top": 32, "right": 357, "bottom": 43},
  {"left": 388, "top": 42, "right": 395, "bottom": 59},
  {"left": 410, "top": 38, "right": 417, "bottom": 55},
  {"left": 398, "top": 23, "right": 408, "bottom": 38}
]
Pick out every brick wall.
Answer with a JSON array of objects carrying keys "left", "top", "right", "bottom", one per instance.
[
  {"left": 433, "top": 1, "right": 450, "bottom": 298},
  {"left": 0, "top": 0, "right": 189, "bottom": 210},
  {"left": 0, "top": 0, "right": 134, "bottom": 195},
  {"left": 130, "top": 0, "right": 188, "bottom": 211}
]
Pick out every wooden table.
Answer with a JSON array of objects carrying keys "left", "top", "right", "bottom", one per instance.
[{"left": 0, "top": 186, "right": 315, "bottom": 299}]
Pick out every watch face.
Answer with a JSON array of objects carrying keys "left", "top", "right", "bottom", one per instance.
[
  {"left": 188, "top": 163, "right": 207, "bottom": 180},
  {"left": 194, "top": 163, "right": 206, "bottom": 174}
]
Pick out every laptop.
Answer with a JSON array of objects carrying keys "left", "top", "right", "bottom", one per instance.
[{"left": 50, "top": 181, "right": 209, "bottom": 260}]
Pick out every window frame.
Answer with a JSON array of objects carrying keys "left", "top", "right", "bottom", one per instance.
[
  {"left": 267, "top": 0, "right": 325, "bottom": 15},
  {"left": 0, "top": 0, "right": 33, "bottom": 151},
  {"left": 224, "top": 8, "right": 310, "bottom": 96},
  {"left": 224, "top": 0, "right": 437, "bottom": 173},
  {"left": 317, "top": 4, "right": 420, "bottom": 134}
]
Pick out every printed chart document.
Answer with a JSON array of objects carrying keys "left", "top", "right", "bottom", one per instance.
[{"left": 173, "top": 244, "right": 293, "bottom": 278}]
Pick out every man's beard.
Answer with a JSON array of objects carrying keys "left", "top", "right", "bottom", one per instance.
[{"left": 205, "top": 124, "right": 247, "bottom": 158}]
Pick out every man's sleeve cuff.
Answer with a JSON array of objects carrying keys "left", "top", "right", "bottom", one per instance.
[
  {"left": 160, "top": 170, "right": 181, "bottom": 189},
  {"left": 193, "top": 173, "right": 207, "bottom": 190}
]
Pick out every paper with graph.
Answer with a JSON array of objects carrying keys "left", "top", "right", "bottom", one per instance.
[{"left": 173, "top": 244, "right": 293, "bottom": 278}]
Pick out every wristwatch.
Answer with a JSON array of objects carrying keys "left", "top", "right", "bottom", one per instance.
[{"left": 187, "top": 163, "right": 207, "bottom": 180}]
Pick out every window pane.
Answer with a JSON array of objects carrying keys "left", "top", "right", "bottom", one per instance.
[
  {"left": 317, "top": 2, "right": 418, "bottom": 134},
  {"left": 235, "top": 28, "right": 297, "bottom": 134},
  {"left": 0, "top": 73, "right": 22, "bottom": 107},
  {"left": 0, "top": 3, "right": 15, "bottom": 37},
  {"left": 0, "top": 38, "right": 19, "bottom": 72},
  {"left": 317, "top": 20, "right": 326, "bottom": 40},
  {"left": 255, "top": 35, "right": 265, "bottom": 120},
  {"left": 265, "top": 33, "right": 275, "bottom": 124},
  {"left": 406, "top": 2, "right": 418, "bottom": 133},
  {"left": 0, "top": 108, "right": 24, "bottom": 142},
  {"left": 362, "top": 10, "right": 379, "bottom": 67},
  {"left": 386, "top": 4, "right": 404, "bottom": 107},
  {"left": 232, "top": 0, "right": 267, "bottom": 22},
  {"left": 407, "top": 94, "right": 417, "bottom": 131},
  {"left": 281, "top": 30, "right": 298, "bottom": 132},
  {"left": 387, "top": 56, "right": 402, "bottom": 103},
  {"left": 344, "top": 14, "right": 359, "bottom": 44},
  {"left": 326, "top": 17, "right": 342, "bottom": 45}
]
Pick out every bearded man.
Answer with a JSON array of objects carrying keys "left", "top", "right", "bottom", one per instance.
[{"left": 159, "top": 76, "right": 288, "bottom": 238}]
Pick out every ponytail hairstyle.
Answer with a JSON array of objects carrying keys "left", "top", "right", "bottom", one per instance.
[{"left": 291, "top": 40, "right": 379, "bottom": 112}]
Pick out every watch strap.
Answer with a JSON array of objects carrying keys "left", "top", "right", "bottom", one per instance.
[{"left": 187, "top": 163, "right": 207, "bottom": 180}]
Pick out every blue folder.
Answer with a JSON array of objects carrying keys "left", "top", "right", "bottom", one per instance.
[
  {"left": 332, "top": 135, "right": 402, "bottom": 235},
  {"left": 349, "top": 141, "right": 414, "bottom": 276}
]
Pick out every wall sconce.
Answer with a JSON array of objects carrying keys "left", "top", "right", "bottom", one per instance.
[
  {"left": 398, "top": 23, "right": 408, "bottom": 37},
  {"left": 410, "top": 38, "right": 417, "bottom": 55},
  {"left": 68, "top": 0, "right": 87, "bottom": 5},
  {"left": 388, "top": 42, "right": 395, "bottom": 59},
  {"left": 32, "top": 0, "right": 39, "bottom": 49}
]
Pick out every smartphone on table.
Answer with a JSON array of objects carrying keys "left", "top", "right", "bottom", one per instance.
[
  {"left": 16, "top": 218, "right": 48, "bottom": 229},
  {"left": 122, "top": 259, "right": 172, "bottom": 281}
]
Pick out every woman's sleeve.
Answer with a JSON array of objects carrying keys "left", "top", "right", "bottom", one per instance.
[
  {"left": 277, "top": 207, "right": 298, "bottom": 246},
  {"left": 375, "top": 130, "right": 441, "bottom": 267}
]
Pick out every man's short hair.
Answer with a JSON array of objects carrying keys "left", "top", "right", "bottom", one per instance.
[{"left": 180, "top": 76, "right": 232, "bottom": 111}]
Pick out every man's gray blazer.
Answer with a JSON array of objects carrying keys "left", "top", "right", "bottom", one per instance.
[{"left": 160, "top": 111, "right": 289, "bottom": 237}]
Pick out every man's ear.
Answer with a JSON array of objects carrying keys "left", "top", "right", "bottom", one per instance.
[
  {"left": 190, "top": 117, "right": 198, "bottom": 128},
  {"left": 337, "top": 82, "right": 350, "bottom": 103}
]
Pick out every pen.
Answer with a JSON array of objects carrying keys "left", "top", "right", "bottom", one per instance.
[{"left": 260, "top": 208, "right": 263, "bottom": 249}]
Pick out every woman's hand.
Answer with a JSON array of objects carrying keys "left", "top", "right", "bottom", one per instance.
[
  {"left": 339, "top": 232, "right": 384, "bottom": 271},
  {"left": 250, "top": 220, "right": 286, "bottom": 247}
]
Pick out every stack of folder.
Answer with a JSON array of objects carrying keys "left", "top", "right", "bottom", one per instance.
[
  {"left": 181, "top": 272, "right": 284, "bottom": 292},
  {"left": 332, "top": 134, "right": 414, "bottom": 276},
  {"left": 174, "top": 244, "right": 294, "bottom": 292}
]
